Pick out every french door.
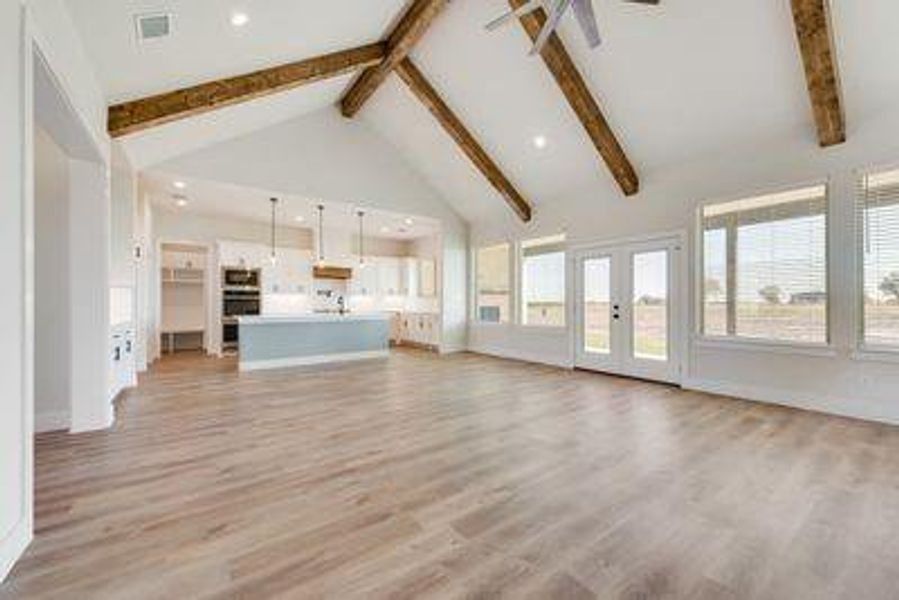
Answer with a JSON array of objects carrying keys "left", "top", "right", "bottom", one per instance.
[{"left": 574, "top": 236, "right": 682, "bottom": 384}]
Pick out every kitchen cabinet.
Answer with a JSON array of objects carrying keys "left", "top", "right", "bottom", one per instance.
[
  {"left": 263, "top": 249, "right": 313, "bottom": 294},
  {"left": 349, "top": 262, "right": 379, "bottom": 296},
  {"left": 162, "top": 250, "right": 206, "bottom": 271},
  {"left": 401, "top": 258, "right": 418, "bottom": 297},
  {"left": 218, "top": 241, "right": 267, "bottom": 270},
  {"left": 419, "top": 259, "right": 437, "bottom": 297},
  {"left": 377, "top": 257, "right": 403, "bottom": 296},
  {"left": 109, "top": 324, "right": 136, "bottom": 400},
  {"left": 397, "top": 312, "right": 440, "bottom": 349}
]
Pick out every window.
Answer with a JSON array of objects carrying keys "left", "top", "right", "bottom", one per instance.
[
  {"left": 701, "top": 184, "right": 828, "bottom": 343},
  {"left": 476, "top": 243, "right": 511, "bottom": 323},
  {"left": 521, "top": 235, "right": 566, "bottom": 326},
  {"left": 860, "top": 168, "right": 899, "bottom": 347}
]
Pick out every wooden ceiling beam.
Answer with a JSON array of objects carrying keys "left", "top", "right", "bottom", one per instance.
[
  {"left": 108, "top": 43, "right": 387, "bottom": 137},
  {"left": 509, "top": 0, "right": 639, "bottom": 196},
  {"left": 395, "top": 58, "right": 533, "bottom": 222},
  {"left": 790, "top": 0, "right": 845, "bottom": 147},
  {"left": 340, "top": 0, "right": 447, "bottom": 118}
]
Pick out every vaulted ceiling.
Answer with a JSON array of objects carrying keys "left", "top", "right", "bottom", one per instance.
[{"left": 66, "top": 0, "right": 899, "bottom": 223}]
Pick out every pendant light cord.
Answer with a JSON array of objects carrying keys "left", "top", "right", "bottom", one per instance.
[
  {"left": 357, "top": 210, "right": 365, "bottom": 266},
  {"left": 269, "top": 197, "right": 278, "bottom": 263},
  {"left": 317, "top": 204, "right": 325, "bottom": 263}
]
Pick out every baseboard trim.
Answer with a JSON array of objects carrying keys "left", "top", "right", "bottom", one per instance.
[
  {"left": 683, "top": 377, "right": 899, "bottom": 426},
  {"left": 69, "top": 404, "right": 116, "bottom": 434},
  {"left": 468, "top": 345, "right": 573, "bottom": 370},
  {"left": 240, "top": 350, "right": 390, "bottom": 372},
  {"left": 34, "top": 410, "right": 69, "bottom": 433},
  {"left": 438, "top": 344, "right": 467, "bottom": 355},
  {"left": 0, "top": 517, "right": 31, "bottom": 583}
]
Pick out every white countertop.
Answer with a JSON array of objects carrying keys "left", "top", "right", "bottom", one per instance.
[{"left": 238, "top": 313, "right": 391, "bottom": 325}]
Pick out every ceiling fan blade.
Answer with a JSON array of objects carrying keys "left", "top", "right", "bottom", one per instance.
[
  {"left": 572, "top": 0, "right": 601, "bottom": 48},
  {"left": 485, "top": 0, "right": 544, "bottom": 31},
  {"left": 529, "top": 0, "right": 573, "bottom": 55}
]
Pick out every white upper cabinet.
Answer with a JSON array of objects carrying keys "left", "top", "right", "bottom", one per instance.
[
  {"left": 350, "top": 262, "right": 379, "bottom": 296},
  {"left": 401, "top": 257, "right": 419, "bottom": 297},
  {"left": 218, "top": 241, "right": 267, "bottom": 269},
  {"left": 264, "top": 248, "right": 312, "bottom": 294},
  {"left": 377, "top": 257, "right": 403, "bottom": 296},
  {"left": 419, "top": 258, "right": 437, "bottom": 297}
]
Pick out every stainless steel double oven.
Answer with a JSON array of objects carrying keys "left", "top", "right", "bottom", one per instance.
[{"left": 221, "top": 268, "right": 261, "bottom": 352}]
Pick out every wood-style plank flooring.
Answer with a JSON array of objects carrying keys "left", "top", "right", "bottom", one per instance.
[{"left": 3, "top": 349, "right": 899, "bottom": 599}]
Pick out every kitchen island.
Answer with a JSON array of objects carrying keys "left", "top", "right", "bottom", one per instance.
[{"left": 237, "top": 313, "right": 390, "bottom": 371}]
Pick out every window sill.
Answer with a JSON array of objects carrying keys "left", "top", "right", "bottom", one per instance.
[
  {"left": 693, "top": 336, "right": 838, "bottom": 358},
  {"left": 852, "top": 347, "right": 899, "bottom": 364}
]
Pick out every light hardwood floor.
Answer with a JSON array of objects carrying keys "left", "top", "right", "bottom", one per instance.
[{"left": 3, "top": 349, "right": 899, "bottom": 599}]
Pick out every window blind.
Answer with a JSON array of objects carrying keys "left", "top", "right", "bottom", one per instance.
[
  {"left": 859, "top": 168, "right": 899, "bottom": 347},
  {"left": 701, "top": 184, "right": 829, "bottom": 343},
  {"left": 521, "top": 235, "right": 566, "bottom": 326},
  {"left": 476, "top": 243, "right": 510, "bottom": 323}
]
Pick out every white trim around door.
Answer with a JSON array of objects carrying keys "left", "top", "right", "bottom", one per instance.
[{"left": 573, "top": 232, "right": 686, "bottom": 384}]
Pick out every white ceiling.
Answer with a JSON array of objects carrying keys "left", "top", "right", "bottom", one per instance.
[
  {"left": 142, "top": 171, "right": 442, "bottom": 240},
  {"left": 65, "top": 0, "right": 404, "bottom": 103},
  {"left": 67, "top": 0, "right": 899, "bottom": 224}
]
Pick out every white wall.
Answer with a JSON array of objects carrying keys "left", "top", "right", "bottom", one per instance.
[
  {"left": 155, "top": 108, "right": 469, "bottom": 351},
  {"left": 3, "top": 0, "right": 110, "bottom": 579},
  {"left": 34, "top": 126, "right": 71, "bottom": 432},
  {"left": 68, "top": 157, "right": 112, "bottom": 432},
  {"left": 1, "top": 0, "right": 30, "bottom": 582},
  {"left": 134, "top": 184, "right": 153, "bottom": 370},
  {"left": 110, "top": 143, "right": 136, "bottom": 288},
  {"left": 27, "top": 0, "right": 107, "bottom": 156},
  {"left": 469, "top": 108, "right": 899, "bottom": 424},
  {"left": 153, "top": 208, "right": 314, "bottom": 249}
]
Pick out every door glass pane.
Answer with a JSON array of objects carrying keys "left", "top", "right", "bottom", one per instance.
[
  {"left": 583, "top": 257, "right": 611, "bottom": 354},
  {"left": 633, "top": 251, "right": 668, "bottom": 361}
]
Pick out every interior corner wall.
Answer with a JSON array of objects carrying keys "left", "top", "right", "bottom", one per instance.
[
  {"left": 134, "top": 182, "right": 153, "bottom": 371},
  {"left": 34, "top": 126, "right": 71, "bottom": 433},
  {"left": 467, "top": 108, "right": 899, "bottom": 425},
  {"left": 0, "top": 0, "right": 30, "bottom": 583},
  {"left": 110, "top": 143, "right": 136, "bottom": 289},
  {"left": 68, "top": 158, "right": 113, "bottom": 432}
]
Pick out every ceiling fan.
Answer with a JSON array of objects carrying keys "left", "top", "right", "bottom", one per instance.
[{"left": 486, "top": 0, "right": 659, "bottom": 55}]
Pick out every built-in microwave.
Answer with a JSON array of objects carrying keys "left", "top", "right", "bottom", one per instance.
[{"left": 223, "top": 268, "right": 260, "bottom": 289}]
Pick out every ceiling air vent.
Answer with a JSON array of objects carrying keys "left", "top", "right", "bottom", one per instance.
[{"left": 135, "top": 13, "right": 172, "bottom": 42}]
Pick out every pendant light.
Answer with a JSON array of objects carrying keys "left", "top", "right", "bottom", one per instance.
[
  {"left": 268, "top": 197, "right": 278, "bottom": 266},
  {"left": 357, "top": 210, "right": 366, "bottom": 268},
  {"left": 316, "top": 204, "right": 325, "bottom": 266}
]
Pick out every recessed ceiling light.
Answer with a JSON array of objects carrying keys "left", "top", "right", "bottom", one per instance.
[
  {"left": 230, "top": 12, "right": 249, "bottom": 27},
  {"left": 175, "top": 198, "right": 188, "bottom": 208},
  {"left": 533, "top": 135, "right": 548, "bottom": 150},
  {"left": 380, "top": 226, "right": 390, "bottom": 234},
  {"left": 173, "top": 180, "right": 186, "bottom": 189},
  {"left": 294, "top": 216, "right": 305, "bottom": 223},
  {"left": 404, "top": 217, "right": 414, "bottom": 226}
]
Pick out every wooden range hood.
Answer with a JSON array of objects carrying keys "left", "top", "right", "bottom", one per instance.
[{"left": 313, "top": 265, "right": 353, "bottom": 280}]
